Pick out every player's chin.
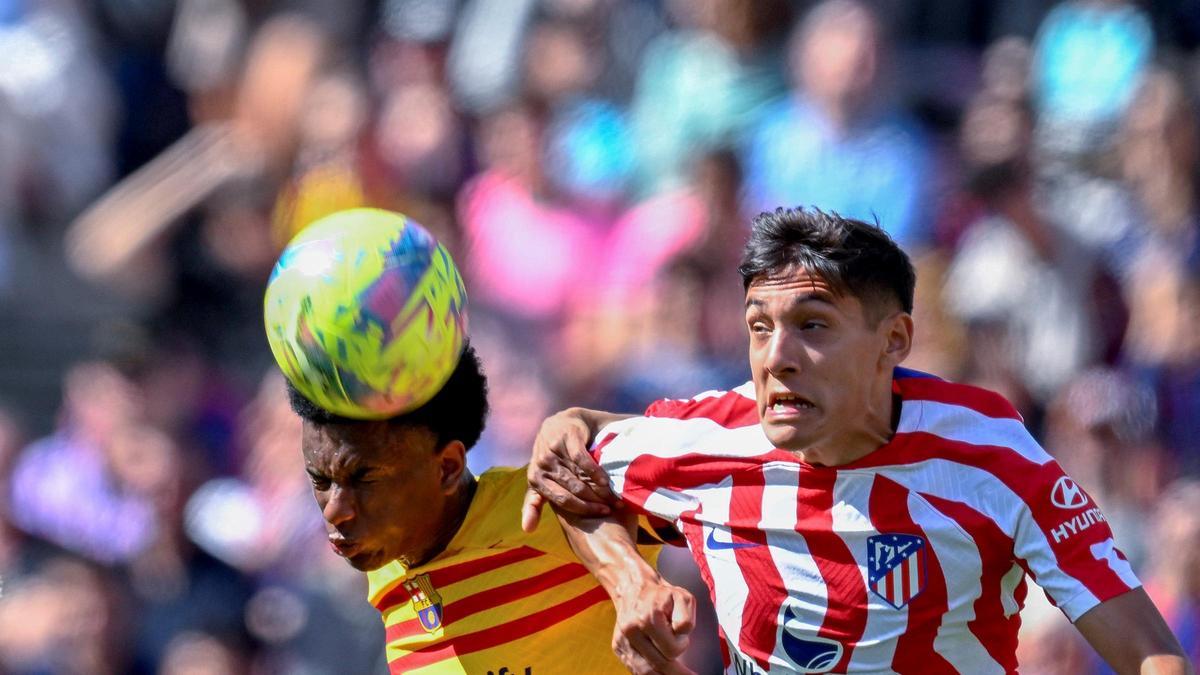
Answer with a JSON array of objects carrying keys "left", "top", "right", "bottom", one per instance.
[
  {"left": 346, "top": 549, "right": 386, "bottom": 571},
  {"left": 763, "top": 420, "right": 817, "bottom": 452}
]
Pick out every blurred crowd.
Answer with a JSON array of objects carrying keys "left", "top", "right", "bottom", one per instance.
[{"left": 0, "top": 0, "right": 1198, "bottom": 673}]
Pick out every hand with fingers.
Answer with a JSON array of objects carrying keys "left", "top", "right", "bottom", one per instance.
[
  {"left": 522, "top": 407, "right": 624, "bottom": 532},
  {"left": 610, "top": 575, "right": 697, "bottom": 675}
]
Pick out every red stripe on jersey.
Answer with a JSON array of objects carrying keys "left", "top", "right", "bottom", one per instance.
[
  {"left": 729, "top": 467, "right": 787, "bottom": 671},
  {"left": 387, "top": 585, "right": 609, "bottom": 672},
  {"left": 796, "top": 470, "right": 867, "bottom": 672},
  {"left": 867, "top": 476, "right": 956, "bottom": 675},
  {"left": 880, "top": 432, "right": 1130, "bottom": 604},
  {"left": 644, "top": 391, "right": 758, "bottom": 428},
  {"left": 384, "top": 562, "right": 590, "bottom": 642},
  {"left": 923, "top": 494, "right": 1020, "bottom": 674},
  {"left": 373, "top": 547, "right": 545, "bottom": 611},
  {"left": 894, "top": 378, "right": 1022, "bottom": 421}
]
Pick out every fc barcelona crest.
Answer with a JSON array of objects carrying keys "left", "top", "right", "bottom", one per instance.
[
  {"left": 867, "top": 534, "right": 926, "bottom": 609},
  {"left": 404, "top": 574, "right": 444, "bottom": 633}
]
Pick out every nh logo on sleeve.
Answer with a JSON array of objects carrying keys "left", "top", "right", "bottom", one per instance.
[
  {"left": 404, "top": 574, "right": 444, "bottom": 633},
  {"left": 867, "top": 534, "right": 926, "bottom": 609}
]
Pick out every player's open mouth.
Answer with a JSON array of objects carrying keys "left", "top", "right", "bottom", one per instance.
[{"left": 768, "top": 393, "right": 815, "bottom": 413}]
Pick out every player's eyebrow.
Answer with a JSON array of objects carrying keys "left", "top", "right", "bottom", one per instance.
[{"left": 745, "top": 293, "right": 838, "bottom": 310}]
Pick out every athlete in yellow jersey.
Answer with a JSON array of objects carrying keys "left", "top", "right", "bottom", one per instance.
[{"left": 288, "top": 347, "right": 675, "bottom": 674}]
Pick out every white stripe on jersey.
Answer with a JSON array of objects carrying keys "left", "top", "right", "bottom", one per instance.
[
  {"left": 597, "top": 415, "right": 774, "bottom": 464},
  {"left": 687, "top": 474, "right": 756, "bottom": 657},
  {"left": 900, "top": 400, "right": 1052, "bottom": 465}
]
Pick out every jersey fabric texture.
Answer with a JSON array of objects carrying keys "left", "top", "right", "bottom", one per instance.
[
  {"left": 590, "top": 368, "right": 1141, "bottom": 674},
  {"left": 366, "top": 466, "right": 657, "bottom": 674}
]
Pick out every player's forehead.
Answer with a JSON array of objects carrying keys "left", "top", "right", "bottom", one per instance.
[
  {"left": 302, "top": 420, "right": 405, "bottom": 470},
  {"left": 745, "top": 266, "right": 855, "bottom": 312}
]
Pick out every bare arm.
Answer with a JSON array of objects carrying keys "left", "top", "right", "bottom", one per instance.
[
  {"left": 522, "top": 407, "right": 634, "bottom": 532},
  {"left": 1074, "top": 588, "right": 1193, "bottom": 675},
  {"left": 557, "top": 509, "right": 696, "bottom": 675}
]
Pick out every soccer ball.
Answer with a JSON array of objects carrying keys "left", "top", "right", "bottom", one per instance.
[{"left": 263, "top": 208, "right": 468, "bottom": 419}]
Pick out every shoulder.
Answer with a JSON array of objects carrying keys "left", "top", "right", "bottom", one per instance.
[
  {"left": 893, "top": 368, "right": 1051, "bottom": 466},
  {"left": 643, "top": 382, "right": 758, "bottom": 428},
  {"left": 895, "top": 368, "right": 1023, "bottom": 421}
]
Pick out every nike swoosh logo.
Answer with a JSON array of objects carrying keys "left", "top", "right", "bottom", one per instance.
[{"left": 707, "top": 529, "right": 759, "bottom": 550}]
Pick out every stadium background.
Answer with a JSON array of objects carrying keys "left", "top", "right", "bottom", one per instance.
[{"left": 0, "top": 0, "right": 1197, "bottom": 672}]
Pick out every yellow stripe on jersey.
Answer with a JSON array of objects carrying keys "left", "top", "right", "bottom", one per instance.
[{"left": 366, "top": 466, "right": 659, "bottom": 674}]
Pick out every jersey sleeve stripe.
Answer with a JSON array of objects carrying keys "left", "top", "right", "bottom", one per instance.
[
  {"left": 796, "top": 469, "right": 867, "bottom": 672},
  {"left": 386, "top": 585, "right": 610, "bottom": 671},
  {"left": 867, "top": 476, "right": 958, "bottom": 674},
  {"left": 921, "top": 494, "right": 1021, "bottom": 674},
  {"left": 384, "top": 562, "right": 591, "bottom": 642},
  {"left": 896, "top": 378, "right": 1022, "bottom": 421},
  {"left": 893, "top": 401, "right": 1052, "bottom": 466},
  {"left": 373, "top": 546, "right": 545, "bottom": 610}
]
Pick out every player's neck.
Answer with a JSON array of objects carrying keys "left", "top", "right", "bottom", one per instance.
[
  {"left": 414, "top": 473, "right": 478, "bottom": 567},
  {"left": 796, "top": 387, "right": 898, "bottom": 467}
]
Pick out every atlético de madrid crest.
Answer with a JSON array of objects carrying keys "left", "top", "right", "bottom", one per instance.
[
  {"left": 867, "top": 534, "right": 926, "bottom": 609},
  {"left": 404, "top": 574, "right": 444, "bottom": 633}
]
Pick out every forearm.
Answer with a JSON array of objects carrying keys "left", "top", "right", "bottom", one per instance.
[
  {"left": 556, "top": 509, "right": 660, "bottom": 597},
  {"left": 1075, "top": 589, "right": 1193, "bottom": 675}
]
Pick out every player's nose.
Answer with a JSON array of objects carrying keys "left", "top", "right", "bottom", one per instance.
[
  {"left": 322, "top": 485, "right": 356, "bottom": 526},
  {"left": 763, "top": 330, "right": 801, "bottom": 377}
]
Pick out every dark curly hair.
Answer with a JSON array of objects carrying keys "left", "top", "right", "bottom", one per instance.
[
  {"left": 738, "top": 207, "right": 916, "bottom": 322},
  {"left": 286, "top": 345, "right": 489, "bottom": 451}
]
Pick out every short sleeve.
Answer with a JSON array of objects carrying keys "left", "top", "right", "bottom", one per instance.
[{"left": 1010, "top": 460, "right": 1141, "bottom": 622}]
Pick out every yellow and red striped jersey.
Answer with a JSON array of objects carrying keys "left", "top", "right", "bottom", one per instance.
[{"left": 367, "top": 466, "right": 658, "bottom": 674}]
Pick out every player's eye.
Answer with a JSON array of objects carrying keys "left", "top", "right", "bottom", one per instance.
[
  {"left": 801, "top": 321, "right": 827, "bottom": 331},
  {"left": 308, "top": 472, "right": 331, "bottom": 490}
]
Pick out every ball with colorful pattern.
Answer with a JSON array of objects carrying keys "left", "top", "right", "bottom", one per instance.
[{"left": 264, "top": 208, "right": 468, "bottom": 419}]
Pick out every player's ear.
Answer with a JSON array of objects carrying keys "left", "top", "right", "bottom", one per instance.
[
  {"left": 436, "top": 440, "right": 468, "bottom": 493},
  {"left": 879, "top": 311, "right": 913, "bottom": 368}
]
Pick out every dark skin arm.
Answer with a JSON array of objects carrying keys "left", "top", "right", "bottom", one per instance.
[
  {"left": 524, "top": 407, "right": 696, "bottom": 673},
  {"left": 556, "top": 509, "right": 696, "bottom": 675}
]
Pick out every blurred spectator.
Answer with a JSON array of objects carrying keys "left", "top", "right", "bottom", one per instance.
[
  {"left": 744, "top": 0, "right": 933, "bottom": 247},
  {"left": 1031, "top": 0, "right": 1153, "bottom": 157},
  {"left": 629, "top": 0, "right": 789, "bottom": 194},
  {"left": 945, "top": 92, "right": 1109, "bottom": 402},
  {"left": 6, "top": 1, "right": 1200, "bottom": 672},
  {"left": 1143, "top": 480, "right": 1200, "bottom": 665},
  {"left": 458, "top": 100, "right": 600, "bottom": 327},
  {"left": 1042, "top": 368, "right": 1166, "bottom": 569},
  {"left": 9, "top": 362, "right": 158, "bottom": 565},
  {"left": 0, "top": 556, "right": 128, "bottom": 673}
]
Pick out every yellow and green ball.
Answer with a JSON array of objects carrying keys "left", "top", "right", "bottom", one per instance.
[{"left": 264, "top": 208, "right": 468, "bottom": 419}]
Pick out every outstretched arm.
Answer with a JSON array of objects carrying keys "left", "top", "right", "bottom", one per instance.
[
  {"left": 557, "top": 509, "right": 696, "bottom": 675},
  {"left": 1074, "top": 589, "right": 1192, "bottom": 675},
  {"left": 522, "top": 407, "right": 633, "bottom": 532}
]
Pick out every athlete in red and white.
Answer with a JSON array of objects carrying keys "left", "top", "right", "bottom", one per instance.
[{"left": 523, "top": 207, "right": 1190, "bottom": 674}]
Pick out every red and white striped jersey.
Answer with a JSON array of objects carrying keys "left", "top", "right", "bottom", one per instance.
[{"left": 591, "top": 368, "right": 1140, "bottom": 674}]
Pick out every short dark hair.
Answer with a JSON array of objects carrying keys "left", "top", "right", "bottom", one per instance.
[
  {"left": 738, "top": 207, "right": 916, "bottom": 319},
  {"left": 287, "top": 345, "right": 489, "bottom": 451}
]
